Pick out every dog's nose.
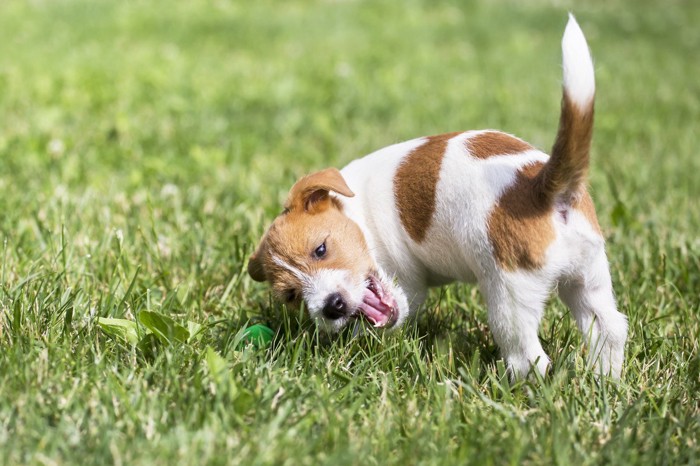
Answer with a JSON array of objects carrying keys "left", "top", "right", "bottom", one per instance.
[{"left": 322, "top": 293, "right": 347, "bottom": 320}]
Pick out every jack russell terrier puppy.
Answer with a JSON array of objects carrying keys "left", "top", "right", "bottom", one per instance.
[{"left": 248, "top": 15, "right": 628, "bottom": 379}]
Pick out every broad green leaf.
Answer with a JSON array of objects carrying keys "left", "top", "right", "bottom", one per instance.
[
  {"left": 138, "top": 310, "right": 189, "bottom": 345},
  {"left": 96, "top": 317, "right": 140, "bottom": 346}
]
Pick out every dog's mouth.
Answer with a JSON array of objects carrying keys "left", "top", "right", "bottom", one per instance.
[{"left": 358, "top": 274, "right": 398, "bottom": 328}]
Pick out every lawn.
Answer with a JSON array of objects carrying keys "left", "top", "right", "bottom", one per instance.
[{"left": 1, "top": 0, "right": 699, "bottom": 464}]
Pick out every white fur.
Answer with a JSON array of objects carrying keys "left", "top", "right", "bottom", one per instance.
[
  {"left": 415, "top": 132, "right": 550, "bottom": 286},
  {"left": 303, "top": 269, "right": 364, "bottom": 333},
  {"left": 301, "top": 268, "right": 411, "bottom": 333},
  {"left": 271, "top": 256, "right": 368, "bottom": 333},
  {"left": 562, "top": 14, "right": 595, "bottom": 108}
]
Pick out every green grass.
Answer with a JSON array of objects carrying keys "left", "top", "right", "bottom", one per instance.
[{"left": 1, "top": 0, "right": 699, "bottom": 464}]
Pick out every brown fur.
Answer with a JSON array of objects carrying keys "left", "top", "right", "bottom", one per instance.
[
  {"left": 487, "top": 162, "right": 555, "bottom": 271},
  {"left": 285, "top": 168, "right": 354, "bottom": 213},
  {"left": 394, "top": 132, "right": 460, "bottom": 243},
  {"left": 256, "top": 206, "right": 372, "bottom": 300},
  {"left": 466, "top": 131, "right": 533, "bottom": 159},
  {"left": 535, "top": 93, "right": 594, "bottom": 204},
  {"left": 248, "top": 168, "right": 373, "bottom": 302}
]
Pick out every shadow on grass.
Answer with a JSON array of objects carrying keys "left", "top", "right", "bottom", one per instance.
[{"left": 239, "top": 285, "right": 501, "bottom": 380}]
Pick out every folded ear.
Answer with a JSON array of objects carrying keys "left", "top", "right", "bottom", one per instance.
[
  {"left": 247, "top": 240, "right": 268, "bottom": 282},
  {"left": 285, "top": 168, "right": 354, "bottom": 213}
]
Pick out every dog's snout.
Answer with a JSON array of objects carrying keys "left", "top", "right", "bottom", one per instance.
[{"left": 322, "top": 292, "right": 347, "bottom": 320}]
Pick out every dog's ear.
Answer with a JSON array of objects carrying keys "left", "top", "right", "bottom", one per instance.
[
  {"left": 247, "top": 239, "right": 268, "bottom": 282},
  {"left": 285, "top": 168, "right": 355, "bottom": 213}
]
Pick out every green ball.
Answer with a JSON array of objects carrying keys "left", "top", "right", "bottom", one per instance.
[{"left": 241, "top": 324, "right": 274, "bottom": 348}]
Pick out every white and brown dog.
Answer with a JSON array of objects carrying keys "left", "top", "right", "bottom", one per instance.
[{"left": 248, "top": 15, "right": 627, "bottom": 379}]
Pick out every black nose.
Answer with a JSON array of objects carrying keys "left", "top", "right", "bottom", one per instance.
[{"left": 322, "top": 293, "right": 347, "bottom": 320}]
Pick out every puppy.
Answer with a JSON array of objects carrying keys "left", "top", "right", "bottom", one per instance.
[{"left": 248, "top": 15, "right": 627, "bottom": 379}]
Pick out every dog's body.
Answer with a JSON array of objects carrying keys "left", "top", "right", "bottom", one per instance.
[{"left": 248, "top": 16, "right": 627, "bottom": 379}]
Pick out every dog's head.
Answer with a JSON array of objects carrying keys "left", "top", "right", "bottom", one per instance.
[{"left": 248, "top": 168, "right": 408, "bottom": 333}]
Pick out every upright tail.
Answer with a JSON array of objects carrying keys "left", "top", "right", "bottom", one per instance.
[{"left": 536, "top": 14, "right": 595, "bottom": 205}]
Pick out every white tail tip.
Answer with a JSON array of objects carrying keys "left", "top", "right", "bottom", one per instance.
[{"left": 562, "top": 14, "right": 595, "bottom": 107}]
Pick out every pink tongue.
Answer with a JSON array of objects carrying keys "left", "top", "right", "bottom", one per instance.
[{"left": 359, "top": 288, "right": 393, "bottom": 327}]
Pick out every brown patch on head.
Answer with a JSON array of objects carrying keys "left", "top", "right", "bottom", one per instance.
[
  {"left": 394, "top": 132, "right": 461, "bottom": 243},
  {"left": 261, "top": 205, "right": 373, "bottom": 302},
  {"left": 487, "top": 162, "right": 556, "bottom": 271},
  {"left": 466, "top": 131, "right": 534, "bottom": 159},
  {"left": 574, "top": 191, "right": 601, "bottom": 235},
  {"left": 248, "top": 168, "right": 374, "bottom": 303},
  {"left": 249, "top": 167, "right": 355, "bottom": 283}
]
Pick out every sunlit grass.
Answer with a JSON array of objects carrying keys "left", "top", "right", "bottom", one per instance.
[{"left": 1, "top": 0, "right": 698, "bottom": 464}]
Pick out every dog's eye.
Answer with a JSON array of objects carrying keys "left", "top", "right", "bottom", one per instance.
[
  {"left": 314, "top": 241, "right": 327, "bottom": 259},
  {"left": 284, "top": 289, "right": 297, "bottom": 303}
]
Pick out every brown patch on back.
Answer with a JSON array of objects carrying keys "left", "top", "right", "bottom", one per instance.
[
  {"left": 394, "top": 132, "right": 461, "bottom": 243},
  {"left": 487, "top": 162, "right": 556, "bottom": 271},
  {"left": 466, "top": 131, "right": 533, "bottom": 159}
]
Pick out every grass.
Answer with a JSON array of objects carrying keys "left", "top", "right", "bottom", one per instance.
[{"left": 1, "top": 0, "right": 699, "bottom": 464}]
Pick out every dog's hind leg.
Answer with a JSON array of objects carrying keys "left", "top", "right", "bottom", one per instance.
[
  {"left": 558, "top": 250, "right": 627, "bottom": 378},
  {"left": 481, "top": 271, "right": 553, "bottom": 380}
]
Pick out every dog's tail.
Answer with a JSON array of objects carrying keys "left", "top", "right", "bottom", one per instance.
[{"left": 536, "top": 14, "right": 595, "bottom": 205}]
